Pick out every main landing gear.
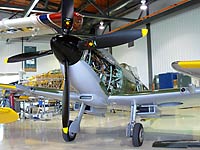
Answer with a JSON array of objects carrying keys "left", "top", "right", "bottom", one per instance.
[
  {"left": 126, "top": 102, "right": 144, "bottom": 147},
  {"left": 62, "top": 102, "right": 86, "bottom": 142}
]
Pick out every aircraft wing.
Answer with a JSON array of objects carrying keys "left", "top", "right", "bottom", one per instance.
[
  {"left": 0, "top": 14, "right": 57, "bottom": 39},
  {"left": 14, "top": 84, "right": 80, "bottom": 101},
  {"left": 0, "top": 83, "right": 17, "bottom": 90},
  {"left": 0, "top": 12, "right": 83, "bottom": 39},
  {"left": 27, "top": 86, "right": 80, "bottom": 101},
  {"left": 172, "top": 60, "right": 200, "bottom": 78},
  {"left": 0, "top": 84, "right": 19, "bottom": 123},
  {"left": 0, "top": 83, "right": 80, "bottom": 101},
  {"left": 0, "top": 107, "right": 19, "bottom": 124},
  {"left": 108, "top": 87, "right": 200, "bottom": 107}
]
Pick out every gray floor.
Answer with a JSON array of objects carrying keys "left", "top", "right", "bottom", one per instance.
[{"left": 1, "top": 107, "right": 200, "bottom": 150}]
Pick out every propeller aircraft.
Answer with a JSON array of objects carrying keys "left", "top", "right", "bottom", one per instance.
[{"left": 1, "top": 0, "right": 200, "bottom": 147}]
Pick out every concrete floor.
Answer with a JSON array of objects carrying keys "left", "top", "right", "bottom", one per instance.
[{"left": 1, "top": 107, "right": 200, "bottom": 150}]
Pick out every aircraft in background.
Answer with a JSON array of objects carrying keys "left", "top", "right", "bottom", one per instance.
[
  {"left": 0, "top": 107, "right": 19, "bottom": 124},
  {"left": 0, "top": 84, "right": 19, "bottom": 124},
  {"left": 172, "top": 60, "right": 200, "bottom": 78},
  {"left": 1, "top": 0, "right": 200, "bottom": 147}
]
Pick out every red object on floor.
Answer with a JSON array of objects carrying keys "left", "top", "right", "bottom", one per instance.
[{"left": 9, "top": 93, "right": 15, "bottom": 109}]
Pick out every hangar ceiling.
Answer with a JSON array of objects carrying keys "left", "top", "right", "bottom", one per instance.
[
  {"left": 0, "top": 0, "right": 199, "bottom": 38},
  {"left": 0, "top": 0, "right": 157, "bottom": 37}
]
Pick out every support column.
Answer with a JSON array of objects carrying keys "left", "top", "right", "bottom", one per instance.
[
  {"left": 146, "top": 5, "right": 153, "bottom": 90},
  {"left": 146, "top": 23, "right": 153, "bottom": 90}
]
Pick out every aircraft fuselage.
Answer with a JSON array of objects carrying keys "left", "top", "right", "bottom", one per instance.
[{"left": 60, "top": 49, "right": 147, "bottom": 108}]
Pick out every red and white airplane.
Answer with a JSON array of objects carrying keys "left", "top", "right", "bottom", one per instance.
[{"left": 1, "top": 0, "right": 200, "bottom": 147}]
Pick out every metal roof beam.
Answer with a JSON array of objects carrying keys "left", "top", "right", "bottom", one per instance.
[
  {"left": 0, "top": 5, "right": 135, "bottom": 22},
  {"left": 44, "top": 0, "right": 49, "bottom": 9},
  {"left": 0, "top": 5, "right": 57, "bottom": 14},
  {"left": 82, "top": 12, "right": 136, "bottom": 22},
  {"left": 87, "top": 0, "right": 106, "bottom": 16},
  {"left": 24, "top": 0, "right": 39, "bottom": 17},
  {"left": 105, "top": 0, "right": 138, "bottom": 15},
  {"left": 111, "top": 0, "right": 200, "bottom": 32},
  {"left": 5, "top": 0, "right": 12, "bottom": 5},
  {"left": 77, "top": 1, "right": 91, "bottom": 12},
  {"left": 39, "top": 0, "right": 60, "bottom": 8}
]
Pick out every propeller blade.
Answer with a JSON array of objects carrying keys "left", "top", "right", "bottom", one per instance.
[
  {"left": 78, "top": 29, "right": 148, "bottom": 50},
  {"left": 62, "top": 61, "right": 70, "bottom": 141},
  {"left": 5, "top": 50, "right": 53, "bottom": 63},
  {"left": 62, "top": 0, "right": 74, "bottom": 33}
]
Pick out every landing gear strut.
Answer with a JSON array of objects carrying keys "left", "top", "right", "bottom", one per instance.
[
  {"left": 126, "top": 102, "right": 144, "bottom": 147},
  {"left": 62, "top": 102, "right": 86, "bottom": 142}
]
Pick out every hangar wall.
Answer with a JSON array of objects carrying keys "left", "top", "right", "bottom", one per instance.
[
  {"left": 0, "top": 39, "right": 60, "bottom": 81},
  {"left": 112, "top": 2, "right": 200, "bottom": 88},
  {"left": 151, "top": 4, "right": 200, "bottom": 75},
  {"left": 112, "top": 9, "right": 149, "bottom": 87}
]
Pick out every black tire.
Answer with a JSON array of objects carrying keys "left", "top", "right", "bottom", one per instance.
[
  {"left": 62, "top": 120, "right": 77, "bottom": 142},
  {"left": 132, "top": 123, "right": 144, "bottom": 147}
]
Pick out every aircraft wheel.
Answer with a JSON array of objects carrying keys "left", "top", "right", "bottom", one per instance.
[
  {"left": 132, "top": 123, "right": 144, "bottom": 147},
  {"left": 62, "top": 120, "right": 77, "bottom": 142}
]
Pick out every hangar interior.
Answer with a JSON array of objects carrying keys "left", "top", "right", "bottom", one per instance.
[
  {"left": 1, "top": 0, "right": 200, "bottom": 149},
  {"left": 0, "top": 0, "right": 200, "bottom": 87}
]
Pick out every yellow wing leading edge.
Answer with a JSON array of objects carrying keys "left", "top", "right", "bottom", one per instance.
[
  {"left": 0, "top": 83, "right": 16, "bottom": 89},
  {"left": 178, "top": 60, "right": 200, "bottom": 69},
  {"left": 0, "top": 107, "right": 19, "bottom": 124}
]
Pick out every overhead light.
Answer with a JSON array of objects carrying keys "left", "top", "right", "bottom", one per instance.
[
  {"left": 99, "top": 21, "right": 105, "bottom": 30},
  {"left": 140, "top": 0, "right": 147, "bottom": 10}
]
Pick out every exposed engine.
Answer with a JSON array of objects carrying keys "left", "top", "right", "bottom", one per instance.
[
  {"left": 83, "top": 50, "right": 123, "bottom": 95},
  {"left": 83, "top": 49, "right": 147, "bottom": 95}
]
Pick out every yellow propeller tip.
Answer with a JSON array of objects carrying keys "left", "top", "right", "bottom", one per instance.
[
  {"left": 63, "top": 127, "right": 69, "bottom": 134},
  {"left": 142, "top": 29, "right": 148, "bottom": 37},
  {"left": 4, "top": 58, "right": 8, "bottom": 64},
  {"left": 89, "top": 42, "right": 93, "bottom": 47}
]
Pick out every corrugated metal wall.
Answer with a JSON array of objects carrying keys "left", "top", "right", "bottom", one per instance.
[
  {"left": 113, "top": 2, "right": 200, "bottom": 88},
  {"left": 0, "top": 41, "right": 22, "bottom": 73},
  {"left": 151, "top": 5, "right": 200, "bottom": 76},
  {"left": 112, "top": 35, "right": 148, "bottom": 87},
  {"left": 0, "top": 40, "right": 60, "bottom": 81},
  {"left": 112, "top": 8, "right": 149, "bottom": 87}
]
